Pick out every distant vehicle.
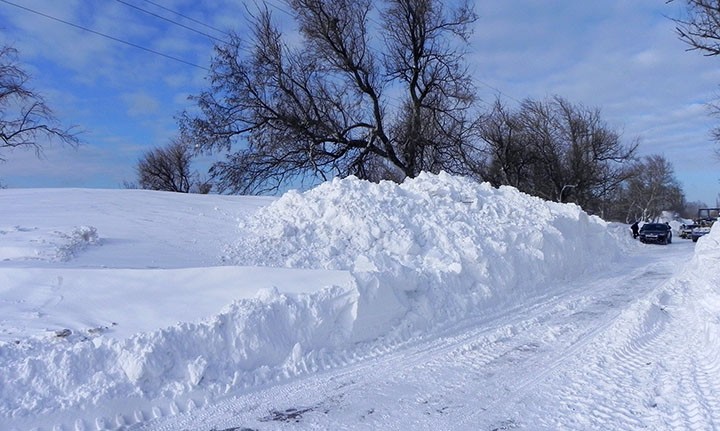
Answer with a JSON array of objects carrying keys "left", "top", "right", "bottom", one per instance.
[
  {"left": 691, "top": 208, "right": 719, "bottom": 242},
  {"left": 679, "top": 224, "right": 697, "bottom": 239},
  {"left": 639, "top": 223, "right": 673, "bottom": 245}
]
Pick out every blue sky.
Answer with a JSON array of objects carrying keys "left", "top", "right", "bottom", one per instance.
[{"left": 0, "top": 0, "right": 718, "bottom": 204}]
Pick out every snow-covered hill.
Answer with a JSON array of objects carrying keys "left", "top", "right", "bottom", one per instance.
[{"left": 0, "top": 173, "right": 716, "bottom": 430}]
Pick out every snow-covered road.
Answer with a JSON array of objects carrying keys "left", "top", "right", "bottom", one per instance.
[{"left": 139, "top": 241, "right": 703, "bottom": 431}]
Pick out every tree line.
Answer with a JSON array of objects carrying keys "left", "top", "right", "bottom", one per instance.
[{"left": 475, "top": 96, "right": 684, "bottom": 221}]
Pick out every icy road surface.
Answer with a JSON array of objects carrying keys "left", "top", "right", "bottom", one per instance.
[{"left": 139, "top": 241, "right": 709, "bottom": 431}]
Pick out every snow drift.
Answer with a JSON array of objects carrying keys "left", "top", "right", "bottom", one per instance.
[
  {"left": 0, "top": 173, "right": 632, "bottom": 425},
  {"left": 227, "top": 172, "right": 629, "bottom": 340}
]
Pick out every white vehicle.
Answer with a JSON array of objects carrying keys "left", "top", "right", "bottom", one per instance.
[{"left": 691, "top": 208, "right": 719, "bottom": 242}]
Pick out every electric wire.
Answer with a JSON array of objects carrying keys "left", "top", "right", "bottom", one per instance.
[
  {"left": 0, "top": 0, "right": 520, "bottom": 104},
  {"left": 0, "top": 0, "right": 209, "bottom": 70},
  {"left": 476, "top": 79, "right": 522, "bottom": 104},
  {"left": 138, "top": 0, "right": 230, "bottom": 36},
  {"left": 112, "top": 0, "right": 227, "bottom": 44},
  {"left": 262, "top": 0, "right": 294, "bottom": 17}
]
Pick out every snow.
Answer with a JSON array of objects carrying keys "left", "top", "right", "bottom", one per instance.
[{"left": 0, "top": 173, "right": 717, "bottom": 430}]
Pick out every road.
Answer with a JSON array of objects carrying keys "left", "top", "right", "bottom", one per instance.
[{"left": 135, "top": 239, "right": 711, "bottom": 431}]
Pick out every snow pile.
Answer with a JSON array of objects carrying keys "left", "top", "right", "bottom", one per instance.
[
  {"left": 230, "top": 172, "right": 624, "bottom": 273},
  {"left": 650, "top": 223, "right": 720, "bottom": 313},
  {"left": 0, "top": 173, "right": 632, "bottom": 426},
  {"left": 694, "top": 220, "right": 720, "bottom": 252},
  {"left": 668, "top": 222, "right": 720, "bottom": 318},
  {"left": 228, "top": 172, "right": 628, "bottom": 336}
]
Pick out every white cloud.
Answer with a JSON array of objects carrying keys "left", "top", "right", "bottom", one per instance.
[
  {"left": 0, "top": 141, "right": 136, "bottom": 189},
  {"left": 632, "top": 49, "right": 661, "bottom": 68},
  {"left": 121, "top": 92, "right": 161, "bottom": 117}
]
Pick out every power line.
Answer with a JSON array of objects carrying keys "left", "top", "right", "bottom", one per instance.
[
  {"left": 262, "top": 0, "right": 294, "bottom": 17},
  {"left": 0, "top": 0, "right": 209, "bottom": 70},
  {"left": 138, "top": 0, "right": 229, "bottom": 37},
  {"left": 476, "top": 79, "right": 522, "bottom": 104},
  {"left": 113, "top": 0, "right": 227, "bottom": 44}
]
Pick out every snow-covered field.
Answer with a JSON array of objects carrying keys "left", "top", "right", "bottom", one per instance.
[{"left": 0, "top": 173, "right": 717, "bottom": 430}]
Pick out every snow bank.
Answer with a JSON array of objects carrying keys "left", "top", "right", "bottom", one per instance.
[
  {"left": 0, "top": 266, "right": 353, "bottom": 342},
  {"left": 0, "top": 281, "right": 360, "bottom": 421},
  {"left": 694, "top": 220, "right": 720, "bottom": 253},
  {"left": 0, "top": 173, "right": 630, "bottom": 426},
  {"left": 668, "top": 222, "right": 720, "bottom": 313},
  {"left": 228, "top": 172, "right": 627, "bottom": 339}
]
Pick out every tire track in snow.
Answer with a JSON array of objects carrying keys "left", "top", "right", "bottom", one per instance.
[
  {"left": 693, "top": 335, "right": 720, "bottom": 428},
  {"left": 368, "top": 260, "right": 682, "bottom": 430},
  {"left": 340, "top": 275, "right": 655, "bottom": 429},
  {"left": 484, "top": 247, "right": 720, "bottom": 431},
  {"left": 458, "top": 256, "right": 685, "bottom": 430},
  {"left": 641, "top": 272, "right": 720, "bottom": 431},
  {"left": 536, "top": 301, "right": 671, "bottom": 430},
  {"left": 675, "top": 358, "right": 713, "bottom": 431},
  {"left": 659, "top": 322, "right": 720, "bottom": 431}
]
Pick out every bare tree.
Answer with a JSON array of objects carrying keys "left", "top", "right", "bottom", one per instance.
[
  {"left": 181, "top": 0, "right": 478, "bottom": 194},
  {"left": 614, "top": 155, "right": 685, "bottom": 222},
  {"left": 671, "top": 0, "right": 720, "bottom": 56},
  {"left": 516, "top": 97, "right": 566, "bottom": 202},
  {"left": 670, "top": 1, "right": 720, "bottom": 158},
  {"left": 137, "top": 139, "right": 211, "bottom": 193},
  {"left": 552, "top": 96, "right": 638, "bottom": 214},
  {"left": 477, "top": 96, "right": 637, "bottom": 215},
  {"left": 477, "top": 98, "right": 536, "bottom": 190},
  {"left": 0, "top": 45, "right": 78, "bottom": 161}
]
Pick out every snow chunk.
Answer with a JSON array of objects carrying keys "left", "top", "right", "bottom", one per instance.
[{"left": 55, "top": 226, "right": 101, "bottom": 261}]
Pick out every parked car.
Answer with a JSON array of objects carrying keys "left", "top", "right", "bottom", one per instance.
[
  {"left": 679, "top": 223, "right": 697, "bottom": 239},
  {"left": 639, "top": 223, "right": 672, "bottom": 245},
  {"left": 692, "top": 221, "right": 713, "bottom": 242},
  {"left": 691, "top": 208, "right": 718, "bottom": 242}
]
